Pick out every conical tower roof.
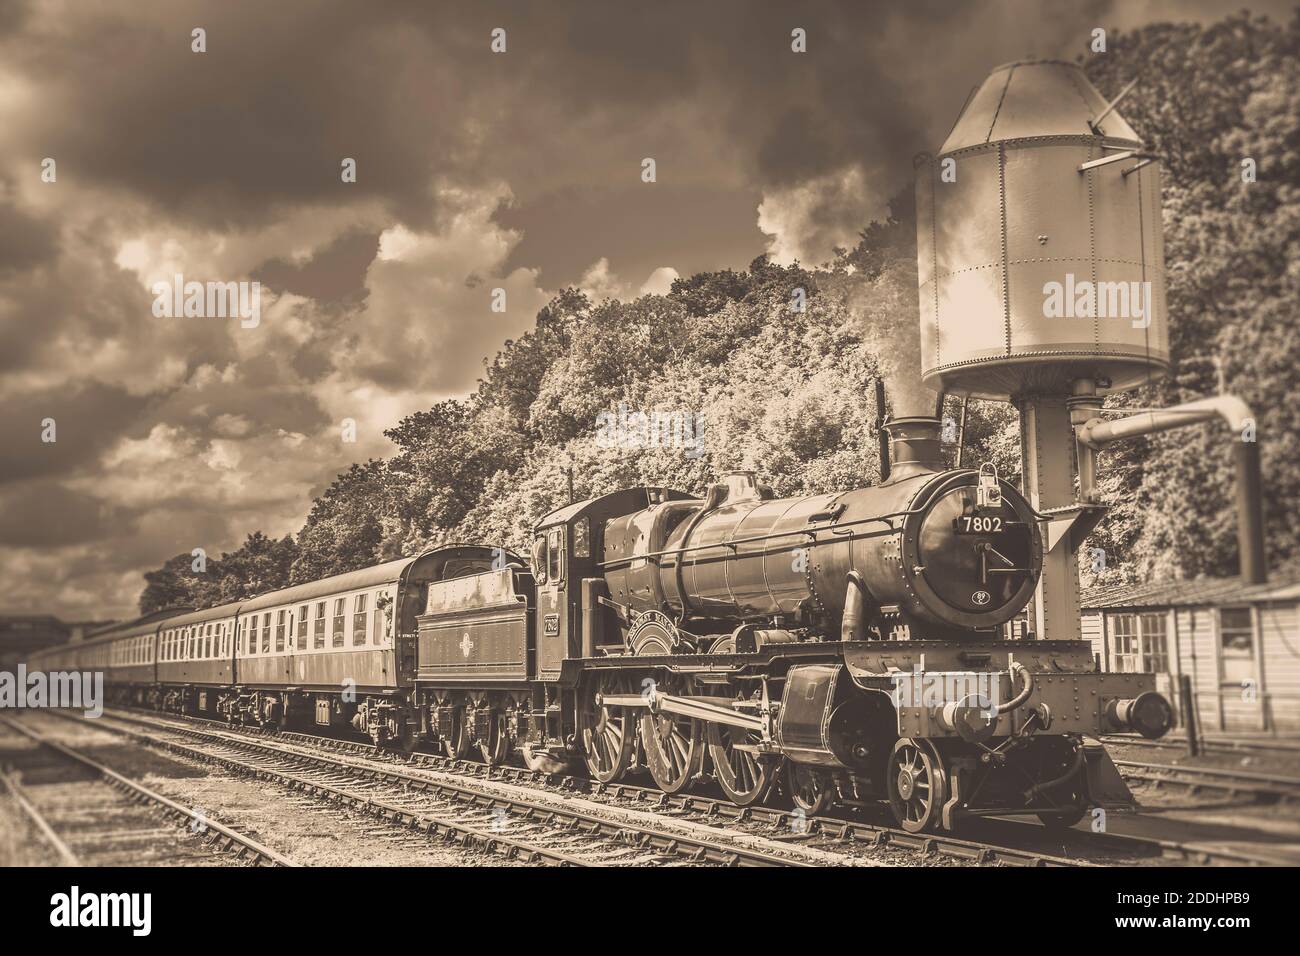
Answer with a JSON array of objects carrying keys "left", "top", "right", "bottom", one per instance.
[{"left": 941, "top": 59, "right": 1140, "bottom": 153}]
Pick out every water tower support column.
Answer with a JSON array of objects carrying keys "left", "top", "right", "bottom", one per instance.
[{"left": 1019, "top": 397, "right": 1081, "bottom": 642}]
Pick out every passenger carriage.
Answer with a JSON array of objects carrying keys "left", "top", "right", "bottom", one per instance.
[
  {"left": 156, "top": 602, "right": 240, "bottom": 716},
  {"left": 227, "top": 545, "right": 512, "bottom": 744}
]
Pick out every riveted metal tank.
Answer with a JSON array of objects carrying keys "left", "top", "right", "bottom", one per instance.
[
  {"left": 915, "top": 59, "right": 1169, "bottom": 400},
  {"left": 601, "top": 422, "right": 1043, "bottom": 632}
]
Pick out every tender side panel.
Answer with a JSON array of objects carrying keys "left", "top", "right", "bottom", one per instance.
[{"left": 416, "top": 568, "right": 530, "bottom": 682}]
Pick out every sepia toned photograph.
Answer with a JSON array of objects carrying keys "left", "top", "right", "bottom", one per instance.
[{"left": 1, "top": 0, "right": 1296, "bottom": 933}]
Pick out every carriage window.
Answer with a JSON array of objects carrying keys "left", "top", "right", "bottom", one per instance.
[
  {"left": 573, "top": 517, "right": 590, "bottom": 558},
  {"left": 297, "top": 605, "right": 309, "bottom": 649},
  {"left": 547, "top": 527, "right": 564, "bottom": 583},
  {"left": 314, "top": 602, "right": 326, "bottom": 648},
  {"left": 532, "top": 535, "right": 548, "bottom": 584},
  {"left": 353, "top": 594, "right": 368, "bottom": 645},
  {"left": 374, "top": 591, "right": 391, "bottom": 643},
  {"left": 261, "top": 614, "right": 272, "bottom": 654},
  {"left": 205, "top": 624, "right": 213, "bottom": 658},
  {"left": 332, "top": 598, "right": 346, "bottom": 647},
  {"left": 276, "top": 609, "right": 286, "bottom": 652}
]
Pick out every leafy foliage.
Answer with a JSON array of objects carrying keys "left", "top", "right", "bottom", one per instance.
[{"left": 139, "top": 10, "right": 1300, "bottom": 612}]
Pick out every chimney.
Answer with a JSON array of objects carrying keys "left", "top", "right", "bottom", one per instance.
[{"left": 882, "top": 416, "right": 945, "bottom": 482}]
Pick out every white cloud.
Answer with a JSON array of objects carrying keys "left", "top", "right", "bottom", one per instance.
[
  {"left": 580, "top": 259, "right": 681, "bottom": 302},
  {"left": 639, "top": 266, "right": 680, "bottom": 296},
  {"left": 757, "top": 163, "right": 881, "bottom": 266}
]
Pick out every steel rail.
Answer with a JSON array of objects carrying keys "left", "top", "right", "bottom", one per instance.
[
  {"left": 0, "top": 714, "right": 298, "bottom": 867},
  {"left": 0, "top": 765, "right": 82, "bottom": 865},
  {"left": 1101, "top": 733, "right": 1300, "bottom": 756},
  {"left": 97, "top": 708, "right": 1295, "bottom": 867},
  {"left": 94, "top": 712, "right": 1300, "bottom": 868},
  {"left": 1114, "top": 758, "right": 1300, "bottom": 800},
  {"left": 55, "top": 711, "right": 808, "bottom": 868},
  {"left": 97, "top": 708, "right": 1092, "bottom": 867}
]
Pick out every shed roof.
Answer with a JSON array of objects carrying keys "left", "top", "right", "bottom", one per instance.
[{"left": 1081, "top": 570, "right": 1300, "bottom": 610}]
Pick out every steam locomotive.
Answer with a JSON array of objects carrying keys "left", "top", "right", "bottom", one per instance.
[{"left": 31, "top": 415, "right": 1172, "bottom": 833}]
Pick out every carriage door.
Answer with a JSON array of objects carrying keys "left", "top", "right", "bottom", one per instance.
[{"left": 535, "top": 526, "right": 568, "bottom": 678}]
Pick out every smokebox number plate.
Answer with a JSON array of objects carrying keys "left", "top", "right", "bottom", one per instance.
[{"left": 954, "top": 515, "right": 1003, "bottom": 534}]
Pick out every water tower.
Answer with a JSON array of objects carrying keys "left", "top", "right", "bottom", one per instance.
[{"left": 915, "top": 59, "right": 1265, "bottom": 642}]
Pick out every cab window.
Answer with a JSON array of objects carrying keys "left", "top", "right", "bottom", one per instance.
[
  {"left": 573, "top": 517, "right": 590, "bottom": 558},
  {"left": 532, "top": 535, "right": 548, "bottom": 585},
  {"left": 547, "top": 527, "right": 564, "bottom": 584}
]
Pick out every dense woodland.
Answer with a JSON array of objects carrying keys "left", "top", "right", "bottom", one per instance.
[{"left": 140, "top": 12, "right": 1300, "bottom": 615}]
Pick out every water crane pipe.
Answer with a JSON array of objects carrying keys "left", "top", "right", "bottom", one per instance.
[{"left": 1073, "top": 394, "right": 1266, "bottom": 585}]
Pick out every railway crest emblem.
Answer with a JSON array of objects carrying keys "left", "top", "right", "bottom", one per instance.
[{"left": 460, "top": 632, "right": 474, "bottom": 657}]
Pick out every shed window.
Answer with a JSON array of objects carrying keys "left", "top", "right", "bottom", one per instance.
[
  {"left": 1109, "top": 612, "right": 1170, "bottom": 674},
  {"left": 1141, "top": 613, "right": 1168, "bottom": 672},
  {"left": 1111, "top": 614, "right": 1138, "bottom": 672},
  {"left": 1219, "top": 607, "right": 1256, "bottom": 687}
]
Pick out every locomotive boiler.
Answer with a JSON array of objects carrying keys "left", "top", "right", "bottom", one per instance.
[{"left": 602, "top": 417, "right": 1041, "bottom": 641}]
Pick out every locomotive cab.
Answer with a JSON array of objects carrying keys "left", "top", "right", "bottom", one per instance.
[{"left": 532, "top": 487, "right": 694, "bottom": 673}]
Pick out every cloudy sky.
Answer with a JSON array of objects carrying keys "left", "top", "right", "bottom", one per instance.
[{"left": 1, "top": 0, "right": 1291, "bottom": 620}]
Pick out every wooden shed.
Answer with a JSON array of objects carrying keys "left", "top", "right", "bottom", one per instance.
[{"left": 1081, "top": 573, "right": 1300, "bottom": 735}]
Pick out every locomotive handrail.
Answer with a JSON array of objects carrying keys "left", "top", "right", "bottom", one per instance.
[
  {"left": 599, "top": 494, "right": 1067, "bottom": 572},
  {"left": 598, "top": 505, "right": 929, "bottom": 569}
]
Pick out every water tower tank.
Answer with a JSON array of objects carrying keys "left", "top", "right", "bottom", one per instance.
[{"left": 915, "top": 59, "right": 1168, "bottom": 401}]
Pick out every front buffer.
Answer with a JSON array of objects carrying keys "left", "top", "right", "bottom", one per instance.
[{"left": 837, "top": 639, "right": 1174, "bottom": 831}]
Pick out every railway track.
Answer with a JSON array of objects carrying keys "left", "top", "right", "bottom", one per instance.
[
  {"left": 43, "top": 711, "right": 835, "bottom": 867},
  {"left": 1102, "top": 733, "right": 1300, "bottom": 756},
  {"left": 1113, "top": 758, "right": 1300, "bottom": 802},
  {"left": 0, "top": 715, "right": 295, "bottom": 867},
  {"left": 95, "top": 708, "right": 1093, "bottom": 866},
  {"left": 87, "top": 708, "right": 1295, "bottom": 867}
]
